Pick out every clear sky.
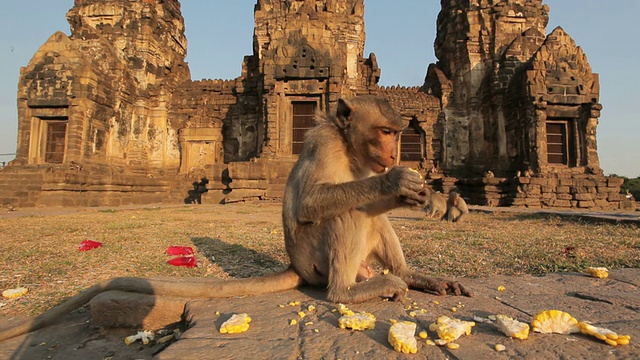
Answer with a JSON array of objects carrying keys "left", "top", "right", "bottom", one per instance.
[{"left": 1, "top": 1, "right": 638, "bottom": 177}]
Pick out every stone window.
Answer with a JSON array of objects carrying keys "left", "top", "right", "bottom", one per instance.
[
  {"left": 292, "top": 101, "right": 316, "bottom": 155},
  {"left": 400, "top": 121, "right": 423, "bottom": 161},
  {"left": 44, "top": 121, "right": 67, "bottom": 163},
  {"left": 546, "top": 121, "right": 568, "bottom": 165}
]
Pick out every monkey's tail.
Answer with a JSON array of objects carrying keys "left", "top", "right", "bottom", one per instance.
[{"left": 0, "top": 268, "right": 303, "bottom": 342}]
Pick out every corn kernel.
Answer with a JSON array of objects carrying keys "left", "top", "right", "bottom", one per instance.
[
  {"left": 495, "top": 344, "right": 506, "bottom": 352},
  {"left": 432, "top": 300, "right": 439, "bottom": 305},
  {"left": 446, "top": 342, "right": 460, "bottom": 350},
  {"left": 388, "top": 321, "right": 418, "bottom": 354},
  {"left": 304, "top": 321, "right": 314, "bottom": 326},
  {"left": 314, "top": 329, "right": 319, "bottom": 333},
  {"left": 383, "top": 269, "right": 390, "bottom": 275},
  {"left": 338, "top": 311, "right": 376, "bottom": 331},
  {"left": 418, "top": 331, "right": 428, "bottom": 339},
  {"left": 278, "top": 304, "right": 285, "bottom": 308},
  {"left": 425, "top": 339, "right": 436, "bottom": 346},
  {"left": 307, "top": 305, "right": 316, "bottom": 312},
  {"left": 290, "top": 319, "right": 298, "bottom": 326},
  {"left": 409, "top": 311, "right": 416, "bottom": 317},
  {"left": 219, "top": 313, "right": 252, "bottom": 334},
  {"left": 495, "top": 314, "right": 530, "bottom": 340},
  {"left": 497, "top": 285, "right": 506, "bottom": 291},
  {"left": 451, "top": 307, "right": 457, "bottom": 312},
  {"left": 337, "top": 304, "right": 355, "bottom": 316},
  {"left": 531, "top": 310, "right": 579, "bottom": 334},
  {"left": 298, "top": 311, "right": 306, "bottom": 318},
  {"left": 389, "top": 319, "right": 398, "bottom": 324}
]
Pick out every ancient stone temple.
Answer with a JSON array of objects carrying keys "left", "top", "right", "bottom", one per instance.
[{"left": 0, "top": 0, "right": 625, "bottom": 209}]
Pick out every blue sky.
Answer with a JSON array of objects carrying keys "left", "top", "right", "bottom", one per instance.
[{"left": 1, "top": 1, "right": 638, "bottom": 177}]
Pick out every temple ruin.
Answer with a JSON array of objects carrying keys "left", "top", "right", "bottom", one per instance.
[{"left": 0, "top": 0, "right": 625, "bottom": 209}]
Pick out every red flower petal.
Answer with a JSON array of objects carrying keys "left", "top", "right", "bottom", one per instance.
[
  {"left": 167, "top": 256, "right": 197, "bottom": 268},
  {"left": 166, "top": 246, "right": 194, "bottom": 256},
  {"left": 79, "top": 240, "right": 103, "bottom": 251}
]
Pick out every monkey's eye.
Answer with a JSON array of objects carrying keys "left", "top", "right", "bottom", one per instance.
[{"left": 380, "top": 128, "right": 397, "bottom": 136}]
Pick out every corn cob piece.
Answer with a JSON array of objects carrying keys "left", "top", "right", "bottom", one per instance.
[
  {"left": 531, "top": 310, "right": 579, "bottom": 334},
  {"left": 338, "top": 311, "right": 376, "bottom": 331},
  {"left": 579, "top": 322, "right": 631, "bottom": 346},
  {"left": 388, "top": 321, "right": 418, "bottom": 354},
  {"left": 2, "top": 287, "right": 28, "bottom": 299},
  {"left": 124, "top": 330, "right": 154, "bottom": 345},
  {"left": 495, "top": 314, "right": 530, "bottom": 340},
  {"left": 432, "top": 316, "right": 475, "bottom": 343},
  {"left": 585, "top": 266, "right": 609, "bottom": 278},
  {"left": 219, "top": 313, "right": 252, "bottom": 334}
]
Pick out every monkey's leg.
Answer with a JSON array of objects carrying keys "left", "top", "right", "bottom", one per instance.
[
  {"left": 373, "top": 216, "right": 472, "bottom": 297},
  {"left": 325, "top": 218, "right": 407, "bottom": 303}
]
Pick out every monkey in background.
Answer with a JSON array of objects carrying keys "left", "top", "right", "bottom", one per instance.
[
  {"left": 445, "top": 191, "right": 469, "bottom": 222},
  {"left": 0, "top": 95, "right": 471, "bottom": 342},
  {"left": 424, "top": 190, "right": 446, "bottom": 220}
]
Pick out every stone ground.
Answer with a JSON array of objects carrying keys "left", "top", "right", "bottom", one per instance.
[{"left": 0, "top": 204, "right": 638, "bottom": 359}]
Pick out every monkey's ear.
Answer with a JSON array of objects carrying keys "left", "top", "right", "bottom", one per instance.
[{"left": 335, "top": 98, "right": 354, "bottom": 129}]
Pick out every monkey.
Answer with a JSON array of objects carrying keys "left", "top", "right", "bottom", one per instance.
[
  {"left": 444, "top": 191, "right": 469, "bottom": 222},
  {"left": 281, "top": 95, "right": 470, "bottom": 303},
  {"left": 424, "top": 190, "right": 446, "bottom": 220},
  {"left": 0, "top": 95, "right": 470, "bottom": 342}
]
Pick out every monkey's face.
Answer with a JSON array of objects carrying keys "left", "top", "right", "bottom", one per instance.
[{"left": 364, "top": 126, "right": 400, "bottom": 174}]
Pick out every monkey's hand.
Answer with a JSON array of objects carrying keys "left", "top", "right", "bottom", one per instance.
[
  {"left": 398, "top": 189, "right": 429, "bottom": 207},
  {"left": 383, "top": 167, "right": 425, "bottom": 205},
  {"left": 407, "top": 274, "right": 473, "bottom": 297}
]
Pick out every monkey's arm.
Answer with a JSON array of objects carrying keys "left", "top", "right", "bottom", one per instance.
[{"left": 296, "top": 167, "right": 424, "bottom": 223}]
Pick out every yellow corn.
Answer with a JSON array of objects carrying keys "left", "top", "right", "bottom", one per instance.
[
  {"left": 531, "top": 310, "right": 579, "bottom": 334},
  {"left": 338, "top": 311, "right": 376, "bottom": 331},
  {"left": 2, "top": 287, "right": 28, "bottom": 299},
  {"left": 337, "top": 303, "right": 355, "bottom": 316},
  {"left": 497, "top": 285, "right": 506, "bottom": 291},
  {"left": 579, "top": 322, "right": 631, "bottom": 346},
  {"left": 495, "top": 344, "right": 506, "bottom": 352},
  {"left": 219, "top": 313, "right": 252, "bottom": 334},
  {"left": 418, "top": 331, "right": 428, "bottom": 339},
  {"left": 585, "top": 266, "right": 609, "bottom": 278},
  {"left": 446, "top": 342, "right": 460, "bottom": 350},
  {"left": 388, "top": 321, "right": 418, "bottom": 354},
  {"left": 495, "top": 314, "right": 530, "bottom": 340},
  {"left": 432, "top": 316, "right": 475, "bottom": 343},
  {"left": 425, "top": 339, "right": 436, "bottom": 346},
  {"left": 290, "top": 319, "right": 298, "bottom": 326}
]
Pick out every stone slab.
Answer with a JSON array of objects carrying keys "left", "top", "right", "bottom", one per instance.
[{"left": 155, "top": 269, "right": 639, "bottom": 359}]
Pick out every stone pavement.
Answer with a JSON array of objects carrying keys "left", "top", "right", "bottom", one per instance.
[{"left": 1, "top": 269, "right": 638, "bottom": 359}]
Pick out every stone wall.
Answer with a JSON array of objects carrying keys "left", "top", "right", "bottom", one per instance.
[{"left": 0, "top": 0, "right": 626, "bottom": 210}]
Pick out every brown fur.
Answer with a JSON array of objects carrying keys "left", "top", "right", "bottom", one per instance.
[
  {"left": 0, "top": 95, "right": 470, "bottom": 342},
  {"left": 445, "top": 191, "right": 469, "bottom": 222}
]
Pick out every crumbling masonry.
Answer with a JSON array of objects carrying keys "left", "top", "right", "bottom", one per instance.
[{"left": 0, "top": 0, "right": 626, "bottom": 209}]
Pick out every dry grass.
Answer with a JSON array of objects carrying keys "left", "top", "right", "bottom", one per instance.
[{"left": 0, "top": 202, "right": 638, "bottom": 316}]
